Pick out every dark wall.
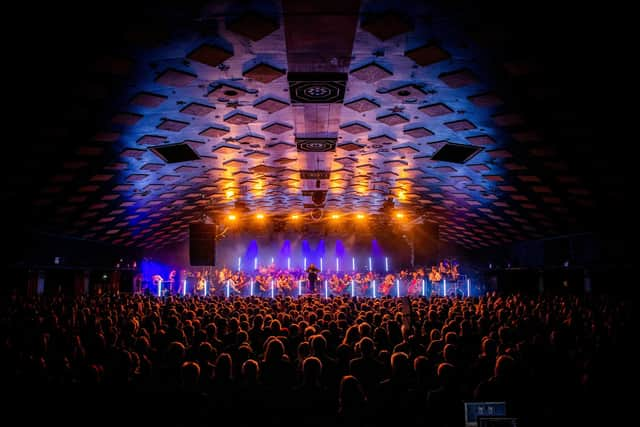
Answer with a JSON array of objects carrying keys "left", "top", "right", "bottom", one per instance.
[
  {"left": 467, "top": 231, "right": 630, "bottom": 294},
  {"left": 144, "top": 239, "right": 190, "bottom": 267},
  {"left": 5, "top": 231, "right": 141, "bottom": 295},
  {"left": 10, "top": 231, "right": 140, "bottom": 269}
]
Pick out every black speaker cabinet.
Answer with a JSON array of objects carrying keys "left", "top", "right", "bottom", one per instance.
[{"left": 189, "top": 224, "right": 216, "bottom": 266}]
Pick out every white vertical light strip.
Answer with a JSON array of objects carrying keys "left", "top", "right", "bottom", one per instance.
[
  {"left": 320, "top": 257, "right": 323, "bottom": 272},
  {"left": 183, "top": 280, "right": 187, "bottom": 297},
  {"left": 271, "top": 279, "right": 274, "bottom": 298},
  {"left": 237, "top": 257, "right": 241, "bottom": 271},
  {"left": 443, "top": 279, "right": 447, "bottom": 297},
  {"left": 396, "top": 279, "right": 400, "bottom": 298},
  {"left": 287, "top": 257, "right": 291, "bottom": 270},
  {"left": 368, "top": 257, "right": 372, "bottom": 272},
  {"left": 352, "top": 257, "right": 355, "bottom": 271},
  {"left": 351, "top": 280, "right": 355, "bottom": 297},
  {"left": 250, "top": 278, "right": 254, "bottom": 297},
  {"left": 298, "top": 280, "right": 302, "bottom": 297},
  {"left": 336, "top": 258, "right": 339, "bottom": 272},
  {"left": 254, "top": 257, "right": 257, "bottom": 270},
  {"left": 385, "top": 257, "right": 389, "bottom": 272},
  {"left": 372, "top": 280, "right": 376, "bottom": 298},
  {"left": 467, "top": 278, "right": 471, "bottom": 297},
  {"left": 203, "top": 280, "right": 207, "bottom": 297},
  {"left": 422, "top": 279, "right": 425, "bottom": 296},
  {"left": 304, "top": 257, "right": 307, "bottom": 270},
  {"left": 226, "top": 280, "right": 230, "bottom": 298},
  {"left": 324, "top": 280, "right": 328, "bottom": 299}
]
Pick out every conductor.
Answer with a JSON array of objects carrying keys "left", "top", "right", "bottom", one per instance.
[{"left": 307, "top": 263, "right": 319, "bottom": 293}]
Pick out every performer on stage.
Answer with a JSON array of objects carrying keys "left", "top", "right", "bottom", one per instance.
[
  {"left": 429, "top": 266, "right": 442, "bottom": 282},
  {"left": 451, "top": 261, "right": 460, "bottom": 281},
  {"left": 307, "top": 263, "right": 319, "bottom": 293},
  {"left": 195, "top": 271, "right": 205, "bottom": 295},
  {"left": 167, "top": 269, "right": 176, "bottom": 294}
]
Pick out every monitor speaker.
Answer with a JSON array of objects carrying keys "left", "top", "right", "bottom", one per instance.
[{"left": 189, "top": 224, "right": 216, "bottom": 266}]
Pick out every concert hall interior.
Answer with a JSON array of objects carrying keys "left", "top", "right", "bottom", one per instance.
[{"left": 3, "top": 1, "right": 630, "bottom": 426}]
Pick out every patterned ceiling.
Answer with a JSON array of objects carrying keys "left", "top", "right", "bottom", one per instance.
[{"left": 7, "top": 0, "right": 622, "bottom": 250}]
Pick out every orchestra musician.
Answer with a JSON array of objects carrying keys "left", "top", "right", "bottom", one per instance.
[
  {"left": 380, "top": 274, "right": 394, "bottom": 296},
  {"left": 307, "top": 263, "right": 319, "bottom": 293},
  {"left": 195, "top": 271, "right": 206, "bottom": 295},
  {"left": 167, "top": 270, "right": 176, "bottom": 294},
  {"left": 451, "top": 262, "right": 460, "bottom": 281},
  {"left": 407, "top": 271, "right": 420, "bottom": 295},
  {"left": 438, "top": 261, "right": 450, "bottom": 277},
  {"left": 429, "top": 266, "right": 442, "bottom": 282},
  {"left": 428, "top": 266, "right": 442, "bottom": 296}
]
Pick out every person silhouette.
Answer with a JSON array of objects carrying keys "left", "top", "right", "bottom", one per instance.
[{"left": 307, "top": 264, "right": 319, "bottom": 294}]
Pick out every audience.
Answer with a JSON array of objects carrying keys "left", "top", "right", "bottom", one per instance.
[{"left": 0, "top": 292, "right": 629, "bottom": 426}]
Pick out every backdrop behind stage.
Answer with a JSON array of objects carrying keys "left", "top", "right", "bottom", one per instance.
[{"left": 144, "top": 220, "right": 453, "bottom": 272}]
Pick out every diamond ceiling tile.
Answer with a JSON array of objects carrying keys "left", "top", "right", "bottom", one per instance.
[
  {"left": 137, "top": 135, "right": 166, "bottom": 146},
  {"left": 405, "top": 43, "right": 450, "bottom": 66},
  {"left": 368, "top": 134, "right": 396, "bottom": 145},
  {"left": 262, "top": 122, "right": 293, "bottom": 134},
  {"left": 419, "top": 103, "right": 453, "bottom": 117},
  {"left": 155, "top": 68, "right": 196, "bottom": 87},
  {"left": 439, "top": 68, "right": 477, "bottom": 88},
  {"left": 466, "top": 135, "right": 495, "bottom": 146},
  {"left": 468, "top": 163, "right": 491, "bottom": 172},
  {"left": 377, "top": 112, "right": 410, "bottom": 126},
  {"left": 468, "top": 92, "right": 503, "bottom": 107},
  {"left": 130, "top": 92, "right": 168, "bottom": 108},
  {"left": 121, "top": 148, "right": 146, "bottom": 159},
  {"left": 199, "top": 125, "right": 229, "bottom": 138},
  {"left": 344, "top": 97, "right": 380, "bottom": 112},
  {"left": 157, "top": 118, "right": 189, "bottom": 132},
  {"left": 227, "top": 12, "right": 279, "bottom": 41},
  {"left": 212, "top": 144, "right": 241, "bottom": 155},
  {"left": 350, "top": 62, "right": 392, "bottom": 83},
  {"left": 236, "top": 134, "right": 265, "bottom": 145},
  {"left": 90, "top": 174, "right": 113, "bottom": 182},
  {"left": 243, "top": 62, "right": 285, "bottom": 83},
  {"left": 254, "top": 97, "right": 289, "bottom": 113},
  {"left": 493, "top": 112, "right": 525, "bottom": 127},
  {"left": 404, "top": 126, "right": 433, "bottom": 138},
  {"left": 486, "top": 149, "right": 512, "bottom": 159},
  {"left": 187, "top": 44, "right": 233, "bottom": 67},
  {"left": 340, "top": 122, "right": 371, "bottom": 134},
  {"left": 392, "top": 145, "right": 419, "bottom": 155},
  {"left": 111, "top": 112, "right": 143, "bottom": 126},
  {"left": 361, "top": 11, "right": 413, "bottom": 41},
  {"left": 180, "top": 102, "right": 215, "bottom": 116},
  {"left": 337, "top": 142, "right": 365, "bottom": 151},
  {"left": 444, "top": 119, "right": 476, "bottom": 132},
  {"left": 224, "top": 110, "right": 257, "bottom": 125},
  {"left": 141, "top": 163, "right": 164, "bottom": 172},
  {"left": 274, "top": 157, "right": 297, "bottom": 164}
]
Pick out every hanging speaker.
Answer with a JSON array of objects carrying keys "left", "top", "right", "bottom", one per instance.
[{"left": 189, "top": 224, "right": 216, "bottom": 266}]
